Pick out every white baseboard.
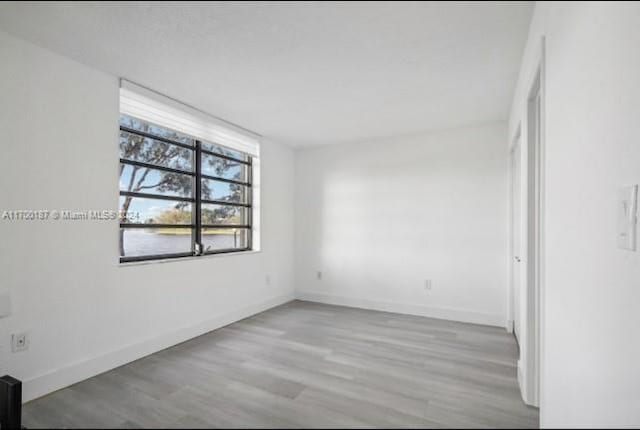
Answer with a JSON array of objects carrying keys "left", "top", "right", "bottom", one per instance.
[
  {"left": 22, "top": 293, "right": 295, "bottom": 403},
  {"left": 517, "top": 359, "right": 527, "bottom": 403},
  {"left": 296, "top": 291, "right": 505, "bottom": 327},
  {"left": 506, "top": 319, "right": 514, "bottom": 333},
  {"left": 517, "top": 358, "right": 538, "bottom": 407}
]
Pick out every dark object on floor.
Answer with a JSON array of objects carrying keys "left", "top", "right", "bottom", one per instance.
[{"left": 0, "top": 375, "right": 22, "bottom": 429}]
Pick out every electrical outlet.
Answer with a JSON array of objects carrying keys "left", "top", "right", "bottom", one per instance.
[
  {"left": 316, "top": 271, "right": 322, "bottom": 280},
  {"left": 11, "top": 332, "right": 29, "bottom": 353}
]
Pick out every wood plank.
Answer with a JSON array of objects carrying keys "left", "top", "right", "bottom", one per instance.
[{"left": 23, "top": 300, "right": 538, "bottom": 428}]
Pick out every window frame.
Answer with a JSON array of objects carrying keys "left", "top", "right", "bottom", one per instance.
[{"left": 119, "top": 117, "right": 253, "bottom": 263}]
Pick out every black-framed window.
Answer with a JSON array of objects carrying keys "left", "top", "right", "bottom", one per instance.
[{"left": 118, "top": 114, "right": 253, "bottom": 263}]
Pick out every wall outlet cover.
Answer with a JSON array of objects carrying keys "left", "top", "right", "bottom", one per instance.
[
  {"left": 617, "top": 185, "right": 638, "bottom": 250},
  {"left": 11, "top": 332, "right": 30, "bottom": 353}
]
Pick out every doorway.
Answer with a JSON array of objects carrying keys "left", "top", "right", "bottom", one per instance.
[
  {"left": 524, "top": 67, "right": 542, "bottom": 408},
  {"left": 510, "top": 134, "right": 522, "bottom": 346},
  {"left": 510, "top": 39, "right": 544, "bottom": 409}
]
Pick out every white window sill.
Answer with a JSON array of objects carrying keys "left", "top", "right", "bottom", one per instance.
[{"left": 118, "top": 249, "right": 262, "bottom": 267}]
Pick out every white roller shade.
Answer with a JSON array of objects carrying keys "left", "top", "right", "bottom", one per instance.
[{"left": 119, "top": 80, "right": 260, "bottom": 157}]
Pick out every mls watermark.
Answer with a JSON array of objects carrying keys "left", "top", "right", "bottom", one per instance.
[{"left": 1, "top": 210, "right": 141, "bottom": 222}]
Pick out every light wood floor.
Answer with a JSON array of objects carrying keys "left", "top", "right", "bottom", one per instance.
[{"left": 23, "top": 300, "right": 538, "bottom": 428}]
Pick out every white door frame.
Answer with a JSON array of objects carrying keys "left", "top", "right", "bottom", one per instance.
[
  {"left": 507, "top": 128, "right": 522, "bottom": 339},
  {"left": 510, "top": 37, "right": 545, "bottom": 408}
]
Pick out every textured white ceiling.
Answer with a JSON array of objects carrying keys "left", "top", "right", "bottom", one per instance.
[{"left": 0, "top": 2, "right": 533, "bottom": 146}]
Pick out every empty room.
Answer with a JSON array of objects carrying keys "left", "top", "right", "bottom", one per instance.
[{"left": 0, "top": 1, "right": 639, "bottom": 429}]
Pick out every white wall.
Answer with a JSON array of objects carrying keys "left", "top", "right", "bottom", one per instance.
[
  {"left": 510, "top": 2, "right": 640, "bottom": 427},
  {"left": 0, "top": 30, "right": 295, "bottom": 402},
  {"left": 295, "top": 123, "right": 509, "bottom": 327}
]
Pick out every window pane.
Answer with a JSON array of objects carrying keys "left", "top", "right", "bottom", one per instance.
[
  {"left": 120, "top": 227, "right": 193, "bottom": 258},
  {"left": 120, "top": 114, "right": 194, "bottom": 146},
  {"left": 201, "top": 141, "right": 248, "bottom": 162},
  {"left": 118, "top": 114, "right": 253, "bottom": 261},
  {"left": 201, "top": 228, "right": 249, "bottom": 252},
  {"left": 120, "top": 164, "right": 193, "bottom": 198},
  {"left": 202, "top": 204, "right": 247, "bottom": 225},
  {"left": 119, "top": 196, "right": 192, "bottom": 225},
  {"left": 120, "top": 130, "right": 193, "bottom": 172},
  {"left": 201, "top": 153, "right": 248, "bottom": 182},
  {"left": 201, "top": 178, "right": 248, "bottom": 204}
]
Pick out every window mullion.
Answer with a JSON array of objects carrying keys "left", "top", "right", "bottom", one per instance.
[
  {"left": 247, "top": 156, "right": 253, "bottom": 250},
  {"left": 195, "top": 140, "right": 203, "bottom": 255}
]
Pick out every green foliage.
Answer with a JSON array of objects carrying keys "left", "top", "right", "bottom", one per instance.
[{"left": 154, "top": 208, "right": 192, "bottom": 225}]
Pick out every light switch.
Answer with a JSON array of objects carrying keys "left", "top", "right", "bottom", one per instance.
[{"left": 617, "top": 185, "right": 638, "bottom": 250}]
